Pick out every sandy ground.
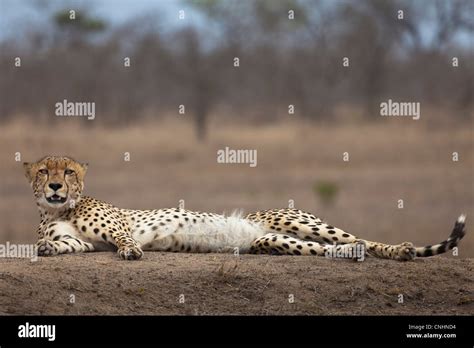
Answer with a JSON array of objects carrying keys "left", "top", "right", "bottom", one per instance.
[{"left": 0, "top": 252, "right": 472, "bottom": 315}]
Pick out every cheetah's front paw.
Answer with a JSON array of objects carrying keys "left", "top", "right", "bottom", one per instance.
[
  {"left": 36, "top": 240, "right": 58, "bottom": 256},
  {"left": 118, "top": 246, "right": 144, "bottom": 260},
  {"left": 394, "top": 242, "right": 416, "bottom": 261}
]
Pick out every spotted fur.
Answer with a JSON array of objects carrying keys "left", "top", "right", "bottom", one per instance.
[{"left": 24, "top": 156, "right": 467, "bottom": 261}]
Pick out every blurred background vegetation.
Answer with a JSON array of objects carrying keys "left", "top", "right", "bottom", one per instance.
[{"left": 0, "top": 0, "right": 472, "bottom": 140}]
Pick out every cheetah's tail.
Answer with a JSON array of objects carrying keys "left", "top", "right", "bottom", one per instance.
[{"left": 415, "top": 214, "right": 466, "bottom": 257}]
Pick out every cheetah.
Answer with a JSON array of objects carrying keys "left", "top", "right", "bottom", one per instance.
[{"left": 23, "top": 156, "right": 466, "bottom": 261}]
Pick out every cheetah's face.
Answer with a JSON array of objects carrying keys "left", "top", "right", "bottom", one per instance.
[{"left": 23, "top": 156, "right": 88, "bottom": 209}]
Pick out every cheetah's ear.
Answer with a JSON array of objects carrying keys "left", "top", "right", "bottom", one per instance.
[
  {"left": 23, "top": 162, "right": 34, "bottom": 183},
  {"left": 81, "top": 163, "right": 88, "bottom": 172}
]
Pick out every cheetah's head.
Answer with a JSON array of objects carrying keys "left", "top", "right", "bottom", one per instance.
[{"left": 23, "top": 156, "right": 88, "bottom": 210}]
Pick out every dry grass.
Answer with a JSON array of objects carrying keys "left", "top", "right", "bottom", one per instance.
[{"left": 0, "top": 115, "right": 473, "bottom": 255}]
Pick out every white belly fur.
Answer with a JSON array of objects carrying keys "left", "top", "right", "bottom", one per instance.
[{"left": 134, "top": 211, "right": 267, "bottom": 253}]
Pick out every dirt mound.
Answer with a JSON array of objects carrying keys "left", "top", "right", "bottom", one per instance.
[{"left": 0, "top": 253, "right": 472, "bottom": 315}]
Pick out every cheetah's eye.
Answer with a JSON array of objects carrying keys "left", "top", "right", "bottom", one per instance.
[
  {"left": 65, "top": 169, "right": 75, "bottom": 175},
  {"left": 39, "top": 169, "right": 48, "bottom": 175}
]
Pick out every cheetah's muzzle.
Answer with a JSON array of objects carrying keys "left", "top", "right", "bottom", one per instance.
[{"left": 46, "top": 194, "right": 67, "bottom": 204}]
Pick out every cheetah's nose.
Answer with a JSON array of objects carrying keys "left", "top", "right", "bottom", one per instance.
[{"left": 48, "top": 183, "right": 63, "bottom": 191}]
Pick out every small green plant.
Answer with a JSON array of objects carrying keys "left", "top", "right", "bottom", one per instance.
[{"left": 313, "top": 180, "right": 339, "bottom": 205}]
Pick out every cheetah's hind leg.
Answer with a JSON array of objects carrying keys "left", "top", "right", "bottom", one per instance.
[
  {"left": 249, "top": 233, "right": 365, "bottom": 260},
  {"left": 246, "top": 208, "right": 415, "bottom": 261}
]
